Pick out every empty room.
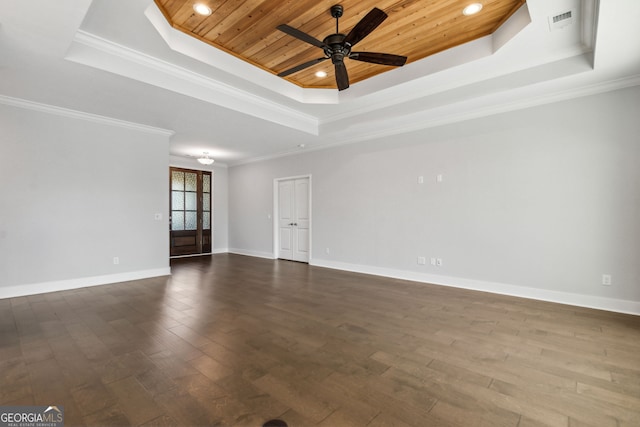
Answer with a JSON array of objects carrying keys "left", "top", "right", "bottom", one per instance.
[{"left": 1, "top": 1, "right": 639, "bottom": 426}]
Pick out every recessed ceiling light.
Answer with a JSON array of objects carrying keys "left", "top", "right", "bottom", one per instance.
[
  {"left": 315, "top": 71, "right": 327, "bottom": 78},
  {"left": 463, "top": 3, "right": 483, "bottom": 16},
  {"left": 193, "top": 3, "right": 212, "bottom": 16}
]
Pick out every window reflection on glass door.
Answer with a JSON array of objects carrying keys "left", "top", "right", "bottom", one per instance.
[{"left": 170, "top": 167, "right": 212, "bottom": 256}]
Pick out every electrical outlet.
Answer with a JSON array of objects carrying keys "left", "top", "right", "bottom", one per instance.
[
  {"left": 602, "top": 274, "right": 611, "bottom": 286},
  {"left": 436, "top": 258, "right": 443, "bottom": 266},
  {"left": 436, "top": 174, "right": 443, "bottom": 183},
  {"left": 113, "top": 257, "right": 119, "bottom": 265},
  {"left": 430, "top": 257, "right": 436, "bottom": 266},
  {"left": 417, "top": 256, "right": 426, "bottom": 265},
  {"left": 417, "top": 176, "right": 424, "bottom": 184}
]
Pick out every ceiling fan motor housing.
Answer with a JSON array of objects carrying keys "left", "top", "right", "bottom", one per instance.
[{"left": 323, "top": 33, "right": 350, "bottom": 63}]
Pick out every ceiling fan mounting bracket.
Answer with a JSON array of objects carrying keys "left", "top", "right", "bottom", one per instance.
[{"left": 330, "top": 5, "right": 344, "bottom": 19}]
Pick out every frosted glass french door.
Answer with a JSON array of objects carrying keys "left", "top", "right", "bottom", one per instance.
[{"left": 170, "top": 168, "right": 212, "bottom": 256}]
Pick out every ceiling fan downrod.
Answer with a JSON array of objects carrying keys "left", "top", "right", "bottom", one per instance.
[{"left": 331, "top": 4, "right": 343, "bottom": 34}]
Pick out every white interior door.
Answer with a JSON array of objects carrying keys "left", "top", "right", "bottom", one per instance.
[
  {"left": 278, "top": 180, "right": 294, "bottom": 261},
  {"left": 277, "top": 177, "right": 310, "bottom": 262},
  {"left": 293, "top": 179, "right": 310, "bottom": 262}
]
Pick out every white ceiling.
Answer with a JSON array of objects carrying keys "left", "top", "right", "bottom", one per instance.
[{"left": 1, "top": 0, "right": 639, "bottom": 166}]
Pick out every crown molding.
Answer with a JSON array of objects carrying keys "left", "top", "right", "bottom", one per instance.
[
  {"left": 325, "top": 72, "right": 640, "bottom": 148},
  {"left": 230, "top": 73, "right": 640, "bottom": 167},
  {"left": 0, "top": 94, "right": 175, "bottom": 136},
  {"left": 67, "top": 30, "right": 319, "bottom": 135}
]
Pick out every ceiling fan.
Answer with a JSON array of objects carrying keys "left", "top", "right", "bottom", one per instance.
[{"left": 276, "top": 5, "right": 408, "bottom": 91}]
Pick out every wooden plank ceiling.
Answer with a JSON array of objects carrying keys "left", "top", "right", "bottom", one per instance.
[{"left": 154, "top": 0, "right": 526, "bottom": 89}]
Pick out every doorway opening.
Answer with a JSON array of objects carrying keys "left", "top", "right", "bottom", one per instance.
[{"left": 170, "top": 167, "right": 212, "bottom": 257}]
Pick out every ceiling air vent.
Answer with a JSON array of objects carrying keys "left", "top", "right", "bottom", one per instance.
[{"left": 548, "top": 10, "right": 574, "bottom": 31}]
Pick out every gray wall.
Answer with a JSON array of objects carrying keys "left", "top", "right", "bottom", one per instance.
[
  {"left": 2, "top": 86, "right": 638, "bottom": 312},
  {"left": 229, "top": 86, "right": 640, "bottom": 311},
  {"left": 0, "top": 103, "right": 171, "bottom": 295}
]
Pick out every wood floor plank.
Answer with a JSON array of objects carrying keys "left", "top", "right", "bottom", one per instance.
[
  {"left": 135, "top": 366, "right": 178, "bottom": 397},
  {"left": 140, "top": 414, "right": 179, "bottom": 426},
  {"left": 153, "top": 387, "right": 218, "bottom": 426},
  {"left": 94, "top": 350, "right": 155, "bottom": 385},
  {"left": 215, "top": 373, "right": 290, "bottom": 421},
  {"left": 0, "top": 358, "right": 32, "bottom": 405},
  {"left": 105, "top": 376, "right": 163, "bottom": 425},
  {"left": 1, "top": 254, "right": 638, "bottom": 426},
  {"left": 252, "top": 373, "right": 336, "bottom": 424},
  {"left": 321, "top": 370, "right": 452, "bottom": 427},
  {"left": 70, "top": 380, "right": 118, "bottom": 417},
  {"left": 489, "top": 378, "right": 619, "bottom": 427},
  {"left": 80, "top": 405, "right": 131, "bottom": 427}
]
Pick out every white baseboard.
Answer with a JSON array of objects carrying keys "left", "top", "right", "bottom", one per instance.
[
  {"left": 16, "top": 255, "right": 633, "bottom": 315},
  {"left": 228, "top": 248, "right": 275, "bottom": 260},
  {"left": 310, "top": 258, "right": 640, "bottom": 316},
  {"left": 169, "top": 248, "right": 229, "bottom": 257},
  {"left": 0, "top": 267, "right": 171, "bottom": 299},
  {"left": 170, "top": 253, "right": 213, "bottom": 259}
]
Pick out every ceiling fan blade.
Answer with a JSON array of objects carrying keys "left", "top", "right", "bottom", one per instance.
[
  {"left": 350, "top": 52, "right": 407, "bottom": 67},
  {"left": 277, "top": 57, "right": 328, "bottom": 77},
  {"left": 334, "top": 61, "right": 349, "bottom": 91},
  {"left": 276, "top": 24, "right": 327, "bottom": 49},
  {"left": 343, "top": 7, "right": 387, "bottom": 48}
]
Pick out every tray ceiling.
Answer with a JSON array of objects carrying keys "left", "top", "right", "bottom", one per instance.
[
  {"left": 154, "top": 0, "right": 526, "bottom": 89},
  {"left": 4, "top": 0, "right": 636, "bottom": 166}
]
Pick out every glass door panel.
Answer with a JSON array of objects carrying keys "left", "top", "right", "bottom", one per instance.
[
  {"left": 202, "top": 173, "right": 211, "bottom": 253},
  {"left": 170, "top": 168, "right": 212, "bottom": 256}
]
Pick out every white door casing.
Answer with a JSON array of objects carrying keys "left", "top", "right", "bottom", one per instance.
[{"left": 275, "top": 176, "right": 310, "bottom": 262}]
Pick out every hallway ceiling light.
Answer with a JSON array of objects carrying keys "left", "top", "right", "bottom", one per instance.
[{"left": 197, "top": 152, "right": 214, "bottom": 165}]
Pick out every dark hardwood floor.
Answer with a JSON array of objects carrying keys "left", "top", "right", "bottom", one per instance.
[{"left": 1, "top": 254, "right": 639, "bottom": 426}]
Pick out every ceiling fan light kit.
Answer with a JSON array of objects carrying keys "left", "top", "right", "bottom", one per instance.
[{"left": 276, "top": 4, "right": 408, "bottom": 91}]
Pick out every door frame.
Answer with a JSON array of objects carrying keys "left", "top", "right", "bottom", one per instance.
[
  {"left": 273, "top": 174, "right": 312, "bottom": 261},
  {"left": 169, "top": 166, "right": 213, "bottom": 258}
]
